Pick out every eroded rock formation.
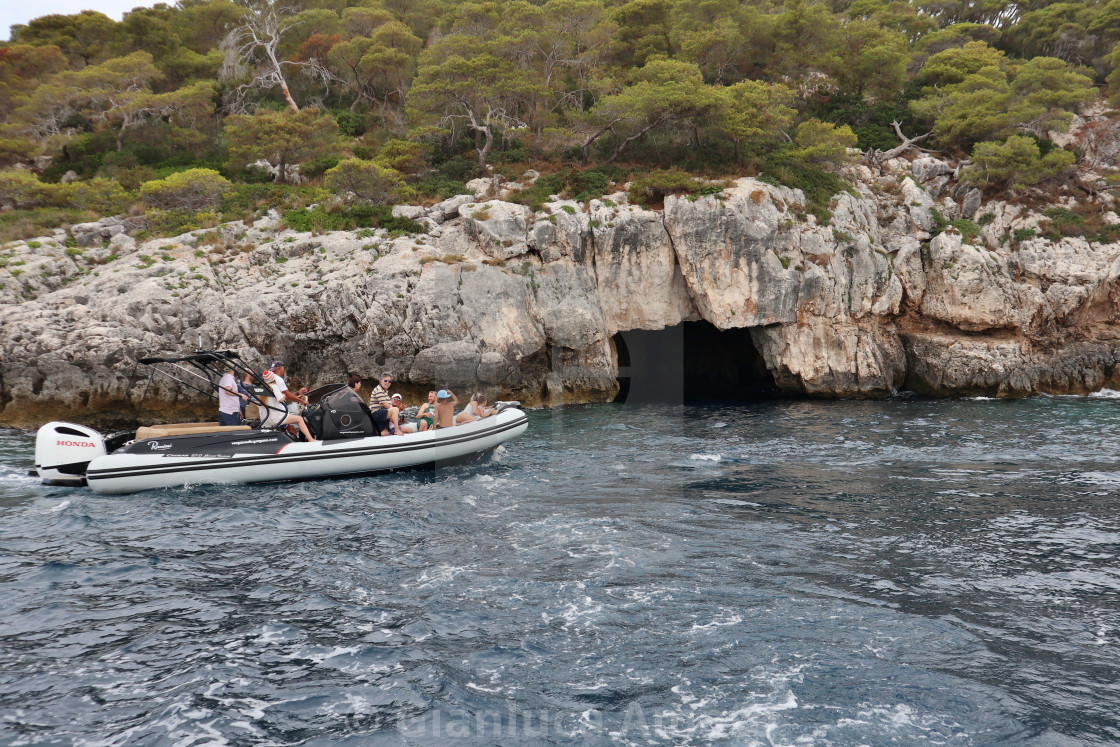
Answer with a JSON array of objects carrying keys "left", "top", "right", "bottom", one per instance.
[{"left": 3, "top": 156, "right": 1120, "bottom": 426}]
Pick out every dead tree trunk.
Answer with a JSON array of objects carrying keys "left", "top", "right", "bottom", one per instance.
[{"left": 865, "top": 121, "right": 934, "bottom": 167}]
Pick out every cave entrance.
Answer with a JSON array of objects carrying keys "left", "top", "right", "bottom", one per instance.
[{"left": 612, "top": 321, "right": 778, "bottom": 404}]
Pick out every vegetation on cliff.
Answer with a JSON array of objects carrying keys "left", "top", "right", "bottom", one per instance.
[{"left": 0, "top": 0, "right": 1114, "bottom": 242}]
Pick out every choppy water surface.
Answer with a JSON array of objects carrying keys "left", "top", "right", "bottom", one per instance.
[{"left": 3, "top": 396, "right": 1120, "bottom": 745}]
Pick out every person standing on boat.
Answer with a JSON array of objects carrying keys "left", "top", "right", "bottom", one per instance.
[
  {"left": 369, "top": 372, "right": 403, "bottom": 435},
  {"left": 261, "top": 367, "right": 318, "bottom": 442},
  {"left": 217, "top": 364, "right": 248, "bottom": 426},
  {"left": 237, "top": 370, "right": 255, "bottom": 419}
]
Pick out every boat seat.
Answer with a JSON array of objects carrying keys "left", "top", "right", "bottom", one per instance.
[{"left": 135, "top": 423, "right": 253, "bottom": 440}]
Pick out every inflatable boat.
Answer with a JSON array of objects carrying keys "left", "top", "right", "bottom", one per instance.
[{"left": 32, "top": 350, "right": 528, "bottom": 495}]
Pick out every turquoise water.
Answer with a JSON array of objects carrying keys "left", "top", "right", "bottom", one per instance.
[{"left": 2, "top": 396, "right": 1120, "bottom": 745}]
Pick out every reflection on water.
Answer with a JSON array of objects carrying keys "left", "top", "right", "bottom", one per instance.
[{"left": 2, "top": 396, "right": 1120, "bottom": 744}]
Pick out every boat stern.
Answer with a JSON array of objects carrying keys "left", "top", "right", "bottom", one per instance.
[{"left": 34, "top": 422, "right": 107, "bottom": 486}]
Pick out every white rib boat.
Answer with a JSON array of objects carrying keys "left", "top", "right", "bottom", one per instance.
[{"left": 32, "top": 351, "right": 528, "bottom": 495}]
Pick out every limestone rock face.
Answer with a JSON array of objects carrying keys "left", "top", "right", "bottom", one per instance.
[
  {"left": 752, "top": 319, "right": 907, "bottom": 396},
  {"left": 459, "top": 201, "right": 531, "bottom": 259},
  {"left": 6, "top": 156, "right": 1120, "bottom": 425},
  {"left": 585, "top": 199, "right": 697, "bottom": 333},
  {"left": 664, "top": 179, "right": 906, "bottom": 393}
]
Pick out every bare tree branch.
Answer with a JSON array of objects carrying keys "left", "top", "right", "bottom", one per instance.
[{"left": 865, "top": 120, "right": 935, "bottom": 166}]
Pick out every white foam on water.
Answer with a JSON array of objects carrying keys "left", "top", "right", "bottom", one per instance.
[
  {"left": 544, "top": 595, "right": 603, "bottom": 631},
  {"left": 48, "top": 500, "right": 71, "bottom": 512},
  {"left": 0, "top": 468, "right": 39, "bottom": 484},
  {"left": 606, "top": 690, "right": 799, "bottom": 744},
  {"left": 689, "top": 453, "right": 721, "bottom": 462},
  {"left": 1090, "top": 388, "right": 1120, "bottom": 399},
  {"left": 413, "top": 564, "right": 472, "bottom": 588},
  {"left": 706, "top": 498, "right": 761, "bottom": 507},
  {"left": 690, "top": 612, "right": 744, "bottom": 632},
  {"left": 1078, "top": 471, "right": 1120, "bottom": 487}
]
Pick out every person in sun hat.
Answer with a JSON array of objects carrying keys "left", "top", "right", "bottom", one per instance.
[
  {"left": 261, "top": 367, "right": 319, "bottom": 442},
  {"left": 433, "top": 388, "right": 458, "bottom": 429}
]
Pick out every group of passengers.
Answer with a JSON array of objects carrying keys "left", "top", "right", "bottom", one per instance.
[
  {"left": 219, "top": 361, "right": 498, "bottom": 440},
  {"left": 351, "top": 372, "right": 497, "bottom": 436}
]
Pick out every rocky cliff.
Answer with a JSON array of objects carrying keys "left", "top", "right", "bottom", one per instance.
[{"left": 3, "top": 155, "right": 1120, "bottom": 426}]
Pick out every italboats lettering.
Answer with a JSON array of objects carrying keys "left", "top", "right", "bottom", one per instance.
[{"left": 55, "top": 440, "right": 95, "bottom": 448}]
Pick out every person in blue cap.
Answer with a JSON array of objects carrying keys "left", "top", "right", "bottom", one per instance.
[{"left": 433, "top": 388, "right": 458, "bottom": 429}]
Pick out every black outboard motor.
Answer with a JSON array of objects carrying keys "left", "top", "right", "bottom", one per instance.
[{"left": 306, "top": 387, "right": 374, "bottom": 440}]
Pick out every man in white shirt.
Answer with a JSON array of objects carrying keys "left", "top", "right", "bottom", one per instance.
[{"left": 217, "top": 365, "right": 248, "bottom": 426}]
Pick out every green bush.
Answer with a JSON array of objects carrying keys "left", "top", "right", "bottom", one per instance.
[
  {"left": 219, "top": 183, "right": 281, "bottom": 217},
  {"left": 140, "top": 169, "right": 232, "bottom": 211},
  {"left": 508, "top": 167, "right": 628, "bottom": 211},
  {"left": 302, "top": 155, "right": 341, "bottom": 180},
  {"left": 435, "top": 156, "right": 478, "bottom": 182},
  {"left": 145, "top": 209, "right": 221, "bottom": 236},
  {"left": 0, "top": 207, "right": 97, "bottom": 243},
  {"left": 68, "top": 177, "right": 134, "bottom": 215},
  {"left": 491, "top": 141, "right": 531, "bottom": 164},
  {"left": 282, "top": 203, "right": 424, "bottom": 234},
  {"left": 40, "top": 132, "right": 114, "bottom": 183},
  {"left": 0, "top": 169, "right": 59, "bottom": 209},
  {"left": 963, "top": 136, "right": 1076, "bottom": 191},
  {"left": 930, "top": 208, "right": 981, "bottom": 242},
  {"left": 412, "top": 174, "right": 470, "bottom": 200},
  {"left": 791, "top": 119, "right": 858, "bottom": 165},
  {"left": 0, "top": 138, "right": 31, "bottom": 168},
  {"left": 376, "top": 140, "right": 428, "bottom": 175},
  {"left": 334, "top": 109, "right": 368, "bottom": 138},
  {"left": 0, "top": 172, "right": 132, "bottom": 216},
  {"left": 323, "top": 159, "right": 408, "bottom": 204},
  {"left": 241, "top": 164, "right": 275, "bottom": 183},
  {"left": 758, "top": 148, "right": 852, "bottom": 224},
  {"left": 627, "top": 168, "right": 703, "bottom": 206}
]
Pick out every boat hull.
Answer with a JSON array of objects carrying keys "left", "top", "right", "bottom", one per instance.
[{"left": 85, "top": 409, "right": 529, "bottom": 495}]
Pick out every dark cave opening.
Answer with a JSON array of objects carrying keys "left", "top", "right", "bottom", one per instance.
[{"left": 612, "top": 321, "right": 779, "bottom": 404}]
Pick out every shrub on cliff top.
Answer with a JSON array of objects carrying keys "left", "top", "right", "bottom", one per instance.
[
  {"left": 627, "top": 168, "right": 698, "bottom": 206},
  {"left": 67, "top": 177, "right": 133, "bottom": 215},
  {"left": 282, "top": 203, "right": 423, "bottom": 234},
  {"left": 962, "top": 135, "right": 1075, "bottom": 191},
  {"left": 0, "top": 207, "right": 97, "bottom": 243},
  {"left": 0, "top": 169, "right": 61, "bottom": 210},
  {"left": 323, "top": 158, "right": 409, "bottom": 204},
  {"left": 757, "top": 147, "right": 853, "bottom": 225},
  {"left": 509, "top": 167, "right": 627, "bottom": 211},
  {"left": 140, "top": 168, "right": 232, "bottom": 211},
  {"left": 790, "top": 119, "right": 858, "bottom": 165}
]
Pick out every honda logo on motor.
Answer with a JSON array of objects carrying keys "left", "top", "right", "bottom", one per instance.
[{"left": 56, "top": 440, "right": 95, "bottom": 448}]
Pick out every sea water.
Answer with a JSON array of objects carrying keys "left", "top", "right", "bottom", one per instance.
[{"left": 2, "top": 395, "right": 1120, "bottom": 745}]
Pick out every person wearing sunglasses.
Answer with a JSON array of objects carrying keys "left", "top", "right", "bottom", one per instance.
[{"left": 368, "top": 372, "right": 403, "bottom": 435}]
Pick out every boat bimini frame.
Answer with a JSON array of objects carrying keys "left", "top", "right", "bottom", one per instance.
[{"left": 33, "top": 349, "right": 284, "bottom": 486}]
